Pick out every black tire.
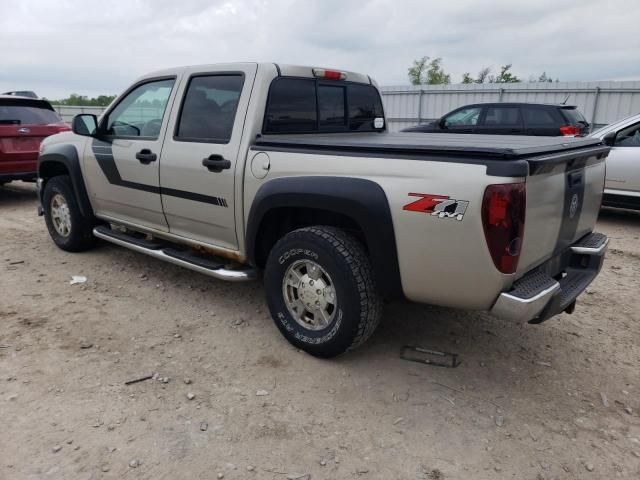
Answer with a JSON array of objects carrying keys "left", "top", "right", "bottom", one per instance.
[
  {"left": 264, "top": 226, "right": 382, "bottom": 358},
  {"left": 43, "top": 175, "right": 96, "bottom": 252}
]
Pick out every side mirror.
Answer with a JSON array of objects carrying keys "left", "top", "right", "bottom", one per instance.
[
  {"left": 439, "top": 117, "right": 447, "bottom": 129},
  {"left": 72, "top": 114, "right": 98, "bottom": 137},
  {"left": 602, "top": 131, "right": 616, "bottom": 147}
]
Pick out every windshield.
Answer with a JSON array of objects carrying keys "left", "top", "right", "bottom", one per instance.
[{"left": 0, "top": 100, "right": 62, "bottom": 125}]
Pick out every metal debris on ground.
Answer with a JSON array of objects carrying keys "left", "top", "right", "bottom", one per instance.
[
  {"left": 400, "top": 345, "right": 461, "bottom": 368},
  {"left": 69, "top": 276, "right": 87, "bottom": 285},
  {"left": 124, "top": 375, "right": 154, "bottom": 385}
]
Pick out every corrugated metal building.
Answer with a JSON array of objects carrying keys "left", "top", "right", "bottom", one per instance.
[{"left": 381, "top": 81, "right": 640, "bottom": 132}]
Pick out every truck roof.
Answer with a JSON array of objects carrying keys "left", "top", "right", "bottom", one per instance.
[{"left": 143, "top": 63, "right": 373, "bottom": 85}]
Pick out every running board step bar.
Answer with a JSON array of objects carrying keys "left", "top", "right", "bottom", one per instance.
[
  {"left": 94, "top": 225, "right": 166, "bottom": 249},
  {"left": 93, "top": 227, "right": 257, "bottom": 282}
]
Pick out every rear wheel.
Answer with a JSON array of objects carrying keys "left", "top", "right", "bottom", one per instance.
[
  {"left": 264, "top": 226, "right": 382, "bottom": 358},
  {"left": 43, "top": 176, "right": 96, "bottom": 252}
]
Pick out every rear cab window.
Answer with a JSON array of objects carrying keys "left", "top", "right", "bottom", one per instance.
[
  {"left": 263, "top": 78, "right": 384, "bottom": 134},
  {"left": 0, "top": 99, "right": 62, "bottom": 125}
]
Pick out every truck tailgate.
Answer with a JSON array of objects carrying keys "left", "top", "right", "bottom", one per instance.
[{"left": 516, "top": 143, "right": 608, "bottom": 276}]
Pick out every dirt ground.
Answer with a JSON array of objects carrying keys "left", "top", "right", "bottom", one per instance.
[{"left": 1, "top": 182, "right": 639, "bottom": 480}]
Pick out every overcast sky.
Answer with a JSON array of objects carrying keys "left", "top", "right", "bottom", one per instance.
[{"left": 1, "top": 0, "right": 638, "bottom": 99}]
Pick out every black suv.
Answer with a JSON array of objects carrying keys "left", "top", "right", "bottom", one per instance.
[{"left": 403, "top": 102, "right": 590, "bottom": 136}]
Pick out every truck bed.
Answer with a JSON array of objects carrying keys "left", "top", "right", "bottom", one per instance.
[{"left": 254, "top": 132, "right": 608, "bottom": 176}]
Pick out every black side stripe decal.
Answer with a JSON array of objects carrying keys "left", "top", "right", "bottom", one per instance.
[{"left": 91, "top": 141, "right": 228, "bottom": 207}]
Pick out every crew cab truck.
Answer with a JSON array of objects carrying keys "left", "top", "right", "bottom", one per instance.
[{"left": 37, "top": 63, "right": 610, "bottom": 358}]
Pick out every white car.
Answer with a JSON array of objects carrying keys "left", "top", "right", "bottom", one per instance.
[{"left": 592, "top": 113, "right": 640, "bottom": 210}]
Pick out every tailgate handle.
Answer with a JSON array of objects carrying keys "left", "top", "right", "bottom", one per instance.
[{"left": 568, "top": 171, "right": 583, "bottom": 188}]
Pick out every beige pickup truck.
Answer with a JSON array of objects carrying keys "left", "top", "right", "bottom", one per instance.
[{"left": 37, "top": 63, "right": 610, "bottom": 357}]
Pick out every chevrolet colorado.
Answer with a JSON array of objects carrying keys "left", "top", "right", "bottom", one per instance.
[{"left": 37, "top": 63, "right": 610, "bottom": 357}]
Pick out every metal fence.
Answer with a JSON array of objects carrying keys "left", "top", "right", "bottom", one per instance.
[
  {"left": 52, "top": 105, "right": 105, "bottom": 123},
  {"left": 53, "top": 80, "right": 640, "bottom": 133},
  {"left": 381, "top": 80, "right": 640, "bottom": 132}
]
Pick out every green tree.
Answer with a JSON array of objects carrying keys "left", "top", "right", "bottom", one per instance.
[
  {"left": 408, "top": 57, "right": 429, "bottom": 85},
  {"left": 461, "top": 72, "right": 474, "bottom": 84},
  {"left": 425, "top": 57, "right": 451, "bottom": 84},
  {"left": 408, "top": 56, "right": 451, "bottom": 85},
  {"left": 49, "top": 94, "right": 116, "bottom": 106},
  {"left": 493, "top": 64, "right": 520, "bottom": 83},
  {"left": 538, "top": 71, "right": 553, "bottom": 83}
]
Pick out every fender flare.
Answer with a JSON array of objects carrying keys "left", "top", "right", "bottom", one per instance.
[
  {"left": 246, "top": 176, "right": 403, "bottom": 300},
  {"left": 38, "top": 143, "right": 94, "bottom": 219}
]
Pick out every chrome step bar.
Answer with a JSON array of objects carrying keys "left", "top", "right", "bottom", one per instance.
[{"left": 93, "top": 227, "right": 257, "bottom": 282}]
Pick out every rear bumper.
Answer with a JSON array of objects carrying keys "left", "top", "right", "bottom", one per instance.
[{"left": 490, "top": 232, "right": 608, "bottom": 323}]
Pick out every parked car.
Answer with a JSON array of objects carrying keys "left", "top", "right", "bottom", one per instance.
[
  {"left": 2, "top": 90, "right": 39, "bottom": 99},
  {"left": 403, "top": 102, "right": 590, "bottom": 136},
  {"left": 37, "top": 63, "right": 609, "bottom": 358},
  {"left": 590, "top": 113, "right": 640, "bottom": 210},
  {"left": 0, "top": 95, "right": 70, "bottom": 184}
]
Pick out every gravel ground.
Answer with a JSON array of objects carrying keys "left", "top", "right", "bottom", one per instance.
[{"left": 1, "top": 182, "right": 639, "bottom": 480}]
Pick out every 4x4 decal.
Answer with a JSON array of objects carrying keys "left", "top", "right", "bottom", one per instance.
[{"left": 403, "top": 193, "right": 469, "bottom": 221}]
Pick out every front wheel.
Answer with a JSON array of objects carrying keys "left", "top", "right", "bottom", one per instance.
[
  {"left": 264, "top": 226, "right": 382, "bottom": 358},
  {"left": 43, "top": 175, "right": 96, "bottom": 252}
]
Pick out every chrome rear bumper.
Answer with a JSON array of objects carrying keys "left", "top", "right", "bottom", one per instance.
[{"left": 490, "top": 232, "right": 608, "bottom": 323}]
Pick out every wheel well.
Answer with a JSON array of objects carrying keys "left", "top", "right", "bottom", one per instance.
[
  {"left": 253, "top": 207, "right": 367, "bottom": 268},
  {"left": 39, "top": 161, "right": 70, "bottom": 185}
]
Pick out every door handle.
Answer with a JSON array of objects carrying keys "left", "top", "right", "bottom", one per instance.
[
  {"left": 136, "top": 149, "right": 157, "bottom": 164},
  {"left": 202, "top": 154, "right": 231, "bottom": 172}
]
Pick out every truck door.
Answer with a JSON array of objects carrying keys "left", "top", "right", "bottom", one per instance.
[
  {"left": 83, "top": 77, "right": 178, "bottom": 231},
  {"left": 159, "top": 64, "right": 257, "bottom": 250}
]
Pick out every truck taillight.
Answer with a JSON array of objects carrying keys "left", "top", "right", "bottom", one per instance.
[
  {"left": 560, "top": 125, "right": 580, "bottom": 136},
  {"left": 312, "top": 68, "right": 347, "bottom": 80},
  {"left": 482, "top": 183, "right": 526, "bottom": 274}
]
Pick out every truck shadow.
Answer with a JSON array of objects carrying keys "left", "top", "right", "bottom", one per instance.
[
  {"left": 0, "top": 182, "right": 38, "bottom": 207},
  {"left": 599, "top": 206, "right": 640, "bottom": 225}
]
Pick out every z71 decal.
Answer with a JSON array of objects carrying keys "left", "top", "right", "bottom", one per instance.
[{"left": 403, "top": 193, "right": 469, "bottom": 221}]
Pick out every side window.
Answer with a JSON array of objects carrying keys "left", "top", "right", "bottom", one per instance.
[
  {"left": 175, "top": 75, "right": 244, "bottom": 143},
  {"left": 318, "top": 85, "right": 346, "bottom": 129},
  {"left": 264, "top": 79, "right": 317, "bottom": 133},
  {"left": 484, "top": 107, "right": 521, "bottom": 126},
  {"left": 106, "top": 79, "right": 175, "bottom": 138},
  {"left": 523, "top": 107, "right": 556, "bottom": 126},
  {"left": 444, "top": 107, "right": 481, "bottom": 127},
  {"left": 348, "top": 84, "right": 384, "bottom": 131},
  {"left": 614, "top": 123, "right": 640, "bottom": 147}
]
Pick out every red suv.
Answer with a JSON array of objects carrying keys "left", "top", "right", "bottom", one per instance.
[{"left": 0, "top": 95, "right": 70, "bottom": 184}]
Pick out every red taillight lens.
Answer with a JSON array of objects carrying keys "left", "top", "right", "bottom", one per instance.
[
  {"left": 560, "top": 125, "right": 580, "bottom": 136},
  {"left": 482, "top": 183, "right": 526, "bottom": 274}
]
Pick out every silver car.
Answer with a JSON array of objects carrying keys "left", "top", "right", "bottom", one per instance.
[{"left": 592, "top": 113, "right": 640, "bottom": 209}]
